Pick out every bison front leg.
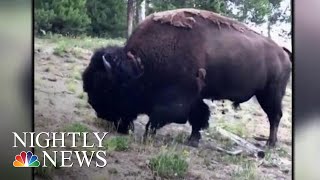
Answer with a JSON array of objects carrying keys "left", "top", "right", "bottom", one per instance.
[
  {"left": 144, "top": 103, "right": 180, "bottom": 141},
  {"left": 114, "top": 117, "right": 135, "bottom": 134},
  {"left": 143, "top": 120, "right": 151, "bottom": 138},
  {"left": 143, "top": 120, "right": 157, "bottom": 141},
  {"left": 187, "top": 99, "right": 210, "bottom": 147}
]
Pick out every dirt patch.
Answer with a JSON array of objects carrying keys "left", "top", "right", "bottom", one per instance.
[{"left": 34, "top": 37, "right": 292, "bottom": 180}]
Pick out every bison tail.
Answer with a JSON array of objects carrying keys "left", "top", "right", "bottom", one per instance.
[{"left": 282, "top": 47, "right": 292, "bottom": 63}]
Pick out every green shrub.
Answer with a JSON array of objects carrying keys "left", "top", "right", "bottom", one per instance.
[
  {"left": 150, "top": 150, "right": 188, "bottom": 178},
  {"left": 64, "top": 122, "right": 89, "bottom": 133},
  {"left": 86, "top": 0, "right": 126, "bottom": 38},
  {"left": 35, "top": 0, "right": 91, "bottom": 36},
  {"left": 104, "top": 136, "right": 130, "bottom": 151}
]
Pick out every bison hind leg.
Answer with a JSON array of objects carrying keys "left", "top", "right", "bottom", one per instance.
[
  {"left": 187, "top": 99, "right": 210, "bottom": 147},
  {"left": 232, "top": 102, "right": 242, "bottom": 111},
  {"left": 143, "top": 120, "right": 157, "bottom": 143},
  {"left": 114, "top": 118, "right": 135, "bottom": 134},
  {"left": 256, "top": 93, "right": 282, "bottom": 147},
  {"left": 255, "top": 78, "right": 288, "bottom": 147}
]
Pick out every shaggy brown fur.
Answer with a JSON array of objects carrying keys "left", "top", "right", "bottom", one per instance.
[{"left": 151, "top": 8, "right": 258, "bottom": 34}]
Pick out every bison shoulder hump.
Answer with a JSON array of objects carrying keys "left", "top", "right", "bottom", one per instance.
[{"left": 151, "top": 8, "right": 258, "bottom": 34}]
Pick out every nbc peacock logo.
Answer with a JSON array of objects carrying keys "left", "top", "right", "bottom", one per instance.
[{"left": 13, "top": 151, "right": 40, "bottom": 167}]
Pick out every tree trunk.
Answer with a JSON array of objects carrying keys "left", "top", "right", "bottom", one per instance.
[
  {"left": 267, "top": 20, "right": 272, "bottom": 39},
  {"left": 135, "top": 0, "right": 144, "bottom": 26},
  {"left": 127, "top": 0, "right": 134, "bottom": 39},
  {"left": 135, "top": 1, "right": 139, "bottom": 25},
  {"left": 141, "top": 0, "right": 146, "bottom": 20},
  {"left": 216, "top": 127, "right": 265, "bottom": 158},
  {"left": 145, "top": 0, "right": 150, "bottom": 16}
]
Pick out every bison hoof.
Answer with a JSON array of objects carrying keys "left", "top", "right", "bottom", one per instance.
[
  {"left": 144, "top": 132, "right": 156, "bottom": 139},
  {"left": 142, "top": 136, "right": 151, "bottom": 144},
  {"left": 266, "top": 140, "right": 276, "bottom": 148},
  {"left": 142, "top": 133, "right": 155, "bottom": 144},
  {"left": 129, "top": 121, "right": 135, "bottom": 132},
  {"left": 115, "top": 121, "right": 135, "bottom": 135},
  {"left": 186, "top": 139, "right": 199, "bottom": 147},
  {"left": 117, "top": 128, "right": 130, "bottom": 135}
]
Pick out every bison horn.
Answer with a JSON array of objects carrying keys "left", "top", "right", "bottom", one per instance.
[
  {"left": 127, "top": 51, "right": 135, "bottom": 60},
  {"left": 102, "top": 55, "right": 112, "bottom": 71},
  {"left": 136, "top": 57, "right": 144, "bottom": 70},
  {"left": 136, "top": 57, "right": 142, "bottom": 64},
  {"left": 198, "top": 68, "right": 206, "bottom": 79}
]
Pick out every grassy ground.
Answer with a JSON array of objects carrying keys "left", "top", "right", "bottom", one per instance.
[{"left": 34, "top": 35, "right": 292, "bottom": 180}]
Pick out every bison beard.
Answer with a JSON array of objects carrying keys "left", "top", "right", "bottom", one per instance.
[{"left": 83, "top": 8, "right": 292, "bottom": 148}]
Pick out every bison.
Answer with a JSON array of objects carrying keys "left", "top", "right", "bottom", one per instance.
[
  {"left": 83, "top": 8, "right": 292, "bottom": 147},
  {"left": 83, "top": 46, "right": 208, "bottom": 146}
]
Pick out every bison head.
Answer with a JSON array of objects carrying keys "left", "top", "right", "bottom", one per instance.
[
  {"left": 82, "top": 46, "right": 144, "bottom": 134},
  {"left": 82, "top": 46, "right": 123, "bottom": 124}
]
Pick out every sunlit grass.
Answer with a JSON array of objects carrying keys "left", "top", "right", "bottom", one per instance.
[{"left": 36, "top": 34, "right": 125, "bottom": 51}]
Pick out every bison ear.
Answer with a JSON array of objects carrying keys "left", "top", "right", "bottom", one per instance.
[{"left": 127, "top": 51, "right": 144, "bottom": 71}]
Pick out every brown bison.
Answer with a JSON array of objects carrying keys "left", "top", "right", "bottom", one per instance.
[{"left": 83, "top": 8, "right": 292, "bottom": 147}]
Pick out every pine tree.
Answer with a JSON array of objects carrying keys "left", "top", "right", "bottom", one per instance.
[
  {"left": 35, "top": 0, "right": 91, "bottom": 35},
  {"left": 86, "top": 0, "right": 126, "bottom": 37}
]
